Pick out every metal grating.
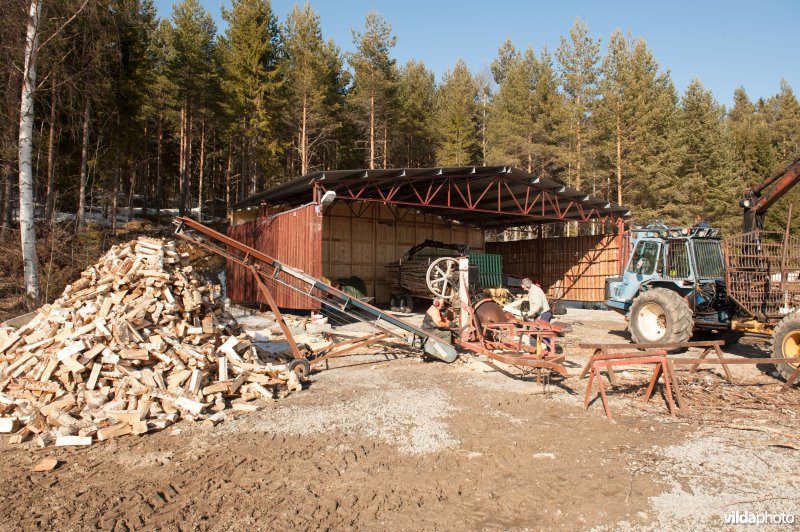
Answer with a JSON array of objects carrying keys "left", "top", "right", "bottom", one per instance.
[
  {"left": 694, "top": 240, "right": 725, "bottom": 279},
  {"left": 724, "top": 231, "right": 800, "bottom": 319},
  {"left": 665, "top": 241, "right": 691, "bottom": 279}
]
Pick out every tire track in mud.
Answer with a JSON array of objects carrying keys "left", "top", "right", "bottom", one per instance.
[{"left": 0, "top": 357, "right": 690, "bottom": 530}]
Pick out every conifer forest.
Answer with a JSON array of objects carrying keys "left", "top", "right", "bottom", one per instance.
[{"left": 1, "top": 0, "right": 799, "bottom": 299}]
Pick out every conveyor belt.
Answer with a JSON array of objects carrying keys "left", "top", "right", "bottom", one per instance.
[{"left": 174, "top": 217, "right": 458, "bottom": 362}]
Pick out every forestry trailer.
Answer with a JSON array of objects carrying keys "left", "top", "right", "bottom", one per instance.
[{"left": 605, "top": 156, "right": 800, "bottom": 380}]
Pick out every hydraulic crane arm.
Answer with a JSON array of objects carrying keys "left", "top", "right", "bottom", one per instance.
[{"left": 741, "top": 155, "right": 800, "bottom": 232}]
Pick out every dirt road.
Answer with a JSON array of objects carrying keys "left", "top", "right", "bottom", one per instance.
[{"left": 0, "top": 308, "right": 797, "bottom": 530}]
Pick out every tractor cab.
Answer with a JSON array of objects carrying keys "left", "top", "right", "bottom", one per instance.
[{"left": 605, "top": 224, "right": 730, "bottom": 344}]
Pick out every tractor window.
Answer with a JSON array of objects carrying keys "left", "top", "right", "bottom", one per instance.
[
  {"left": 665, "top": 241, "right": 691, "bottom": 279},
  {"left": 627, "top": 241, "right": 660, "bottom": 275},
  {"left": 694, "top": 240, "right": 725, "bottom": 278}
]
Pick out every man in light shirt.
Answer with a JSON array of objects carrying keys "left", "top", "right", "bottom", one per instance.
[
  {"left": 503, "top": 278, "right": 553, "bottom": 350},
  {"left": 523, "top": 278, "right": 551, "bottom": 324}
]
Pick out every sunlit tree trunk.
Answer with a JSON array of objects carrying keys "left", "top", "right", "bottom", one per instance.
[
  {"left": 197, "top": 115, "right": 205, "bottom": 220},
  {"left": 17, "top": 0, "right": 42, "bottom": 299},
  {"left": 369, "top": 94, "right": 375, "bottom": 169}
]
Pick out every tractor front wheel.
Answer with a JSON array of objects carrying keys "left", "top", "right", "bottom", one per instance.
[
  {"left": 771, "top": 312, "right": 800, "bottom": 383},
  {"left": 629, "top": 288, "right": 693, "bottom": 345}
]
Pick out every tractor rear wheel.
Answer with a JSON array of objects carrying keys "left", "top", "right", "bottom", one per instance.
[
  {"left": 629, "top": 288, "right": 693, "bottom": 345},
  {"left": 771, "top": 312, "right": 800, "bottom": 383}
]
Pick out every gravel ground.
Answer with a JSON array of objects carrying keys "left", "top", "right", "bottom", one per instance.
[{"left": 1, "top": 306, "right": 797, "bottom": 529}]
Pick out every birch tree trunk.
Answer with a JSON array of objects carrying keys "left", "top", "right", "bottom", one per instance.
[
  {"left": 76, "top": 99, "right": 90, "bottom": 230},
  {"left": 18, "top": 0, "right": 42, "bottom": 299}
]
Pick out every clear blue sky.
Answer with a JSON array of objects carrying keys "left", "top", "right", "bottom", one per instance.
[{"left": 154, "top": 0, "right": 799, "bottom": 107}]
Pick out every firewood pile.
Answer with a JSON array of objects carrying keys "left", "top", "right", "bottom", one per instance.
[
  {"left": 386, "top": 259, "right": 437, "bottom": 297},
  {"left": 0, "top": 236, "right": 304, "bottom": 448}
]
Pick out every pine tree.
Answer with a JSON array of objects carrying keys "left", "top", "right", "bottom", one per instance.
[
  {"left": 109, "top": 0, "right": 159, "bottom": 223},
  {"left": 767, "top": 80, "right": 800, "bottom": 162},
  {"left": 283, "top": 2, "right": 344, "bottom": 175},
  {"left": 348, "top": 11, "right": 398, "bottom": 169},
  {"left": 556, "top": 17, "right": 600, "bottom": 191},
  {"left": 672, "top": 79, "right": 737, "bottom": 232},
  {"left": 435, "top": 59, "right": 480, "bottom": 166},
  {"left": 220, "top": 0, "right": 279, "bottom": 197},
  {"left": 396, "top": 60, "right": 437, "bottom": 167},
  {"left": 529, "top": 47, "right": 566, "bottom": 179},
  {"left": 168, "top": 0, "right": 218, "bottom": 214},
  {"left": 486, "top": 42, "right": 530, "bottom": 168},
  {"left": 763, "top": 80, "right": 800, "bottom": 233},
  {"left": 490, "top": 37, "right": 520, "bottom": 85},
  {"left": 595, "top": 31, "right": 678, "bottom": 216},
  {"left": 727, "top": 87, "right": 773, "bottom": 183}
]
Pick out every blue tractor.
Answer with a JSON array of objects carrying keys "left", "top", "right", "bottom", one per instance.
[{"left": 604, "top": 225, "right": 731, "bottom": 345}]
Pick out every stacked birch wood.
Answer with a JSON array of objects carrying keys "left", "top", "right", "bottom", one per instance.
[
  {"left": 0, "top": 237, "right": 304, "bottom": 448},
  {"left": 386, "top": 259, "right": 438, "bottom": 297}
]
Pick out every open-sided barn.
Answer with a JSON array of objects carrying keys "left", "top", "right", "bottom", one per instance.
[{"left": 228, "top": 166, "right": 630, "bottom": 309}]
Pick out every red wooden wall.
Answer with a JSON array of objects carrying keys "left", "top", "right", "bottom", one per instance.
[
  {"left": 487, "top": 234, "right": 620, "bottom": 302},
  {"left": 226, "top": 204, "right": 322, "bottom": 309}
]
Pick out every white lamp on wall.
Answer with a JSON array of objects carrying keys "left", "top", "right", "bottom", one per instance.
[{"left": 316, "top": 190, "right": 336, "bottom": 215}]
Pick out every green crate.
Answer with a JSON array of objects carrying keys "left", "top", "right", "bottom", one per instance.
[{"left": 468, "top": 253, "right": 503, "bottom": 288}]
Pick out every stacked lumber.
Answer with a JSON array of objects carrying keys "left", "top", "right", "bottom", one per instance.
[
  {"left": 0, "top": 236, "right": 304, "bottom": 448},
  {"left": 386, "top": 259, "right": 438, "bottom": 297}
]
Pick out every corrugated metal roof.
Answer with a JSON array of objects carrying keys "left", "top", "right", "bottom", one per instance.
[{"left": 233, "top": 166, "right": 630, "bottom": 228}]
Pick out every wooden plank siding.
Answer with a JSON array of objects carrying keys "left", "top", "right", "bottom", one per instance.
[
  {"left": 322, "top": 202, "right": 485, "bottom": 305},
  {"left": 226, "top": 204, "right": 322, "bottom": 309},
  {"left": 487, "top": 234, "right": 620, "bottom": 302}
]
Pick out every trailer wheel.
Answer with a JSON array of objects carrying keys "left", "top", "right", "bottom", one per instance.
[
  {"left": 771, "top": 312, "right": 800, "bottom": 383},
  {"left": 390, "top": 295, "right": 400, "bottom": 312},
  {"left": 629, "top": 288, "right": 693, "bottom": 345},
  {"left": 400, "top": 294, "right": 413, "bottom": 313},
  {"left": 288, "top": 358, "right": 311, "bottom": 378}
]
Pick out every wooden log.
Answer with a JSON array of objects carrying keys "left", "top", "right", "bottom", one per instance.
[
  {"left": 202, "top": 382, "right": 230, "bottom": 396},
  {"left": 188, "top": 369, "right": 202, "bottom": 396},
  {"left": 107, "top": 410, "right": 142, "bottom": 424},
  {"left": 249, "top": 383, "right": 274, "bottom": 401},
  {"left": 31, "top": 457, "right": 59, "bottom": 472},
  {"left": 56, "top": 341, "right": 87, "bottom": 361},
  {"left": 175, "top": 396, "right": 206, "bottom": 414},
  {"left": 97, "top": 422, "right": 132, "bottom": 441},
  {"left": 86, "top": 362, "right": 102, "bottom": 391},
  {"left": 0, "top": 418, "right": 19, "bottom": 433},
  {"left": 218, "top": 356, "right": 228, "bottom": 382},
  {"left": 119, "top": 349, "right": 149, "bottom": 360},
  {"left": 40, "top": 395, "right": 76, "bottom": 417},
  {"left": 231, "top": 402, "right": 261, "bottom": 412},
  {"left": 9, "top": 426, "right": 32, "bottom": 444},
  {"left": 55, "top": 435, "right": 92, "bottom": 447}
]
